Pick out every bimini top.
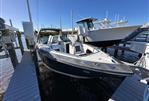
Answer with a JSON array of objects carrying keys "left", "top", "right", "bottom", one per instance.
[
  {"left": 39, "top": 28, "right": 61, "bottom": 36},
  {"left": 40, "top": 28, "right": 61, "bottom": 32},
  {"left": 76, "top": 17, "right": 97, "bottom": 23}
]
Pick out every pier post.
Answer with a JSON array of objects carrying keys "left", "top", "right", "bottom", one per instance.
[
  {"left": 0, "top": 17, "right": 18, "bottom": 68},
  {"left": 114, "top": 44, "right": 119, "bottom": 57},
  {"left": 121, "top": 43, "right": 126, "bottom": 55},
  {"left": 6, "top": 43, "right": 18, "bottom": 68},
  {"left": 16, "top": 31, "right": 24, "bottom": 55},
  {"left": 25, "top": 38, "right": 30, "bottom": 49}
]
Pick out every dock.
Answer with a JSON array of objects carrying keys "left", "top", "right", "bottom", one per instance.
[
  {"left": 109, "top": 74, "right": 149, "bottom": 101},
  {"left": 3, "top": 51, "right": 41, "bottom": 101}
]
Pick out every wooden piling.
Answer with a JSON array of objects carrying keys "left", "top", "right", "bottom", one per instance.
[
  {"left": 25, "top": 38, "right": 30, "bottom": 49},
  {"left": 6, "top": 43, "right": 18, "bottom": 68},
  {"left": 121, "top": 43, "right": 126, "bottom": 55},
  {"left": 114, "top": 44, "right": 119, "bottom": 57},
  {"left": 16, "top": 31, "right": 24, "bottom": 55}
]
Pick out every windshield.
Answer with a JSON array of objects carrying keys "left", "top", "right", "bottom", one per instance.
[
  {"left": 39, "top": 29, "right": 60, "bottom": 36},
  {"left": 87, "top": 21, "right": 94, "bottom": 30},
  {"left": 39, "top": 36, "right": 49, "bottom": 44},
  {"left": 52, "top": 35, "right": 59, "bottom": 43},
  {"left": 60, "top": 35, "right": 71, "bottom": 42}
]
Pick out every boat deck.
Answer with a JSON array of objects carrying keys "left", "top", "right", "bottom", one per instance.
[{"left": 3, "top": 51, "right": 41, "bottom": 101}]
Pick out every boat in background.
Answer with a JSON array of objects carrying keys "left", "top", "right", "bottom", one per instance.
[
  {"left": 73, "top": 17, "right": 141, "bottom": 47},
  {"left": 37, "top": 28, "right": 133, "bottom": 79}
]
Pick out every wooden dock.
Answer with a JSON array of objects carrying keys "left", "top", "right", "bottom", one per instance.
[
  {"left": 109, "top": 74, "right": 149, "bottom": 101},
  {"left": 3, "top": 51, "right": 41, "bottom": 101}
]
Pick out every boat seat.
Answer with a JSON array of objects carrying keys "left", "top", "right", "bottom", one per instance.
[
  {"left": 74, "top": 42, "right": 85, "bottom": 56},
  {"left": 51, "top": 44, "right": 64, "bottom": 52}
]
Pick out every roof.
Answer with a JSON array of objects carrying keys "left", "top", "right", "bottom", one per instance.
[{"left": 76, "top": 17, "right": 97, "bottom": 23}]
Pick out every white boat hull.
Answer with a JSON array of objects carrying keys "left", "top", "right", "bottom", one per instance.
[{"left": 86, "top": 25, "right": 141, "bottom": 42}]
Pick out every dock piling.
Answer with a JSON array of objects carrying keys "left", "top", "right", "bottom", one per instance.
[
  {"left": 121, "top": 43, "right": 126, "bottom": 55},
  {"left": 114, "top": 44, "right": 119, "bottom": 57},
  {"left": 6, "top": 43, "right": 18, "bottom": 68},
  {"left": 16, "top": 31, "right": 24, "bottom": 54}
]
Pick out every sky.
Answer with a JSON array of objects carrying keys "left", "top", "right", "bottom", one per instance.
[{"left": 0, "top": 0, "right": 149, "bottom": 31}]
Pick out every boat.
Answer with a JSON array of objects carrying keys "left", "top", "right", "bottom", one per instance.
[
  {"left": 75, "top": 17, "right": 141, "bottom": 47},
  {"left": 37, "top": 28, "right": 133, "bottom": 78}
]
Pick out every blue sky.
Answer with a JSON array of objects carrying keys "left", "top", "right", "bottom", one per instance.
[{"left": 0, "top": 0, "right": 148, "bottom": 31}]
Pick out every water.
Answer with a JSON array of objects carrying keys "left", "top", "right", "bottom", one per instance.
[
  {"left": 39, "top": 64, "right": 124, "bottom": 101},
  {"left": 107, "top": 47, "right": 139, "bottom": 63}
]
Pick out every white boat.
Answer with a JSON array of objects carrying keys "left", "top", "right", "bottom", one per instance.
[
  {"left": 76, "top": 17, "right": 141, "bottom": 47},
  {"left": 37, "top": 28, "right": 133, "bottom": 78}
]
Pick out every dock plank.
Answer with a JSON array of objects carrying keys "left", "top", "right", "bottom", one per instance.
[
  {"left": 3, "top": 51, "right": 41, "bottom": 101},
  {"left": 109, "top": 75, "right": 149, "bottom": 101}
]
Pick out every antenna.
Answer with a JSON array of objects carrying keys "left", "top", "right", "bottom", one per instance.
[
  {"left": 71, "top": 10, "right": 73, "bottom": 34},
  {"left": 115, "top": 14, "right": 117, "bottom": 22},
  {"left": 0, "top": 0, "right": 2, "bottom": 17},
  {"left": 117, "top": 14, "right": 119, "bottom": 21},
  {"left": 60, "top": 16, "right": 62, "bottom": 30},
  {"left": 106, "top": 10, "right": 109, "bottom": 18}
]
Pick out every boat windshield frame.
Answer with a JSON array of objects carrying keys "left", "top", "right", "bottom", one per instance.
[
  {"left": 38, "top": 28, "right": 61, "bottom": 44},
  {"left": 39, "top": 28, "right": 61, "bottom": 36}
]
